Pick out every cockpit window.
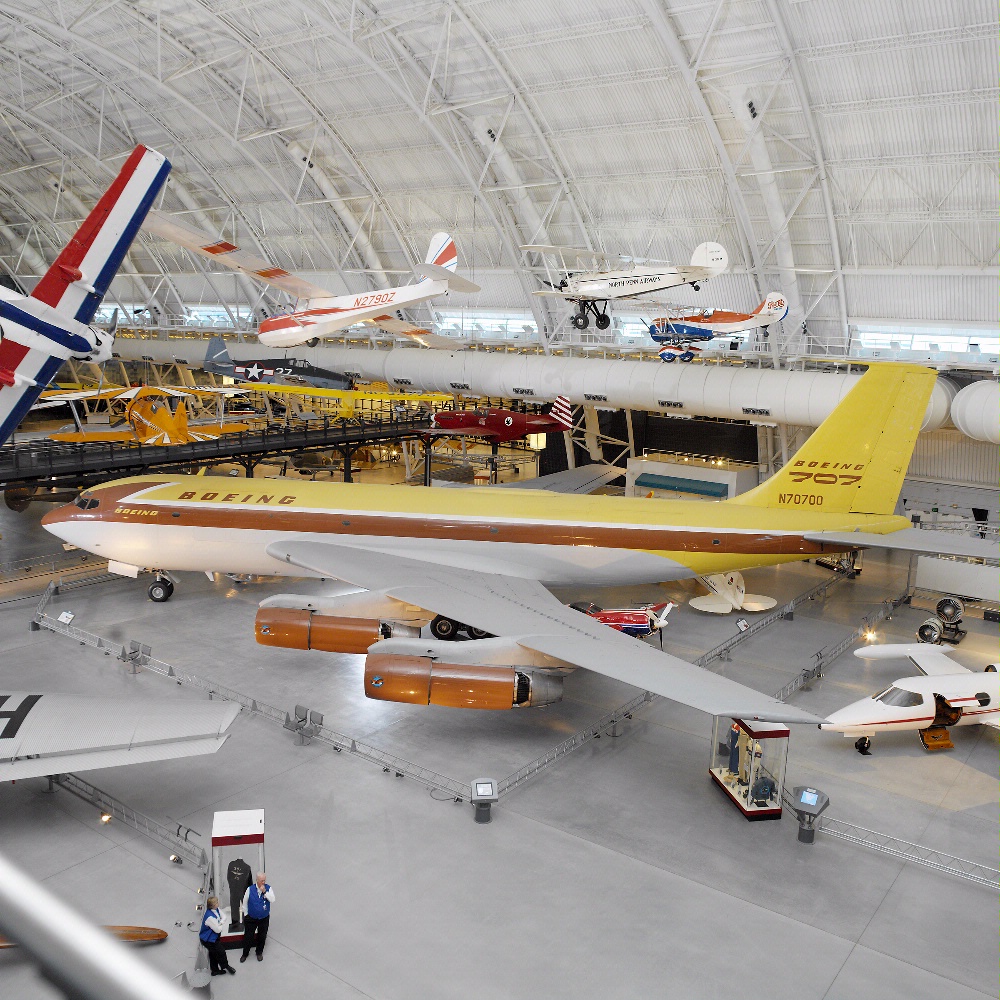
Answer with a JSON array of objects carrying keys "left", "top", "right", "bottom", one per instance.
[
  {"left": 74, "top": 495, "right": 99, "bottom": 510},
  {"left": 876, "top": 686, "right": 924, "bottom": 708}
]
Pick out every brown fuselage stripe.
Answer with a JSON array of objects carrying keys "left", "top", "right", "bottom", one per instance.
[{"left": 53, "top": 480, "right": 831, "bottom": 556}]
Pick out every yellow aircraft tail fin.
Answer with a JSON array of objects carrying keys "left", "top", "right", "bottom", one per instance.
[{"left": 729, "top": 363, "right": 936, "bottom": 515}]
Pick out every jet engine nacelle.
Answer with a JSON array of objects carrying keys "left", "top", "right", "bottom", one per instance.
[
  {"left": 364, "top": 654, "right": 564, "bottom": 710},
  {"left": 255, "top": 607, "right": 418, "bottom": 654}
]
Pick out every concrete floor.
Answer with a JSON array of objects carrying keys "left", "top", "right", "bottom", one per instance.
[{"left": 0, "top": 501, "right": 997, "bottom": 999}]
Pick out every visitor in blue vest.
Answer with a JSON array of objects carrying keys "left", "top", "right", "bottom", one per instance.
[
  {"left": 240, "top": 871, "right": 275, "bottom": 963},
  {"left": 199, "top": 896, "right": 236, "bottom": 976}
]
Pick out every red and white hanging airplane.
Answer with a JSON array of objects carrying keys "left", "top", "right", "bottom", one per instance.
[
  {"left": 430, "top": 395, "right": 574, "bottom": 443},
  {"left": 0, "top": 145, "right": 171, "bottom": 446},
  {"left": 143, "top": 213, "right": 479, "bottom": 349}
]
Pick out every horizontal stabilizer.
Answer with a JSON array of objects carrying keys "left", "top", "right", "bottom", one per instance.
[
  {"left": 804, "top": 528, "right": 999, "bottom": 564},
  {"left": 412, "top": 263, "right": 480, "bottom": 293},
  {"left": 853, "top": 643, "right": 969, "bottom": 676}
]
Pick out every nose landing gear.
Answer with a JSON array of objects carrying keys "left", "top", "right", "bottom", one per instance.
[
  {"left": 148, "top": 574, "right": 174, "bottom": 603},
  {"left": 854, "top": 736, "right": 872, "bottom": 755}
]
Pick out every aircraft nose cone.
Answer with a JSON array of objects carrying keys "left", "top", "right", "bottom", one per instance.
[
  {"left": 820, "top": 704, "right": 864, "bottom": 732},
  {"left": 40, "top": 503, "right": 76, "bottom": 530}
]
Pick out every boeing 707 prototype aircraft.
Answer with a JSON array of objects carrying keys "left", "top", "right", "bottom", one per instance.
[{"left": 43, "top": 364, "right": 955, "bottom": 724}]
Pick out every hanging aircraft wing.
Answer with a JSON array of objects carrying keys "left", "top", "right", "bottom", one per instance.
[
  {"left": 853, "top": 644, "right": 971, "bottom": 677},
  {"left": 0, "top": 693, "right": 240, "bottom": 781},
  {"left": 492, "top": 464, "right": 623, "bottom": 494},
  {"left": 362, "top": 315, "right": 466, "bottom": 350},
  {"left": 264, "top": 541, "right": 821, "bottom": 724},
  {"left": 803, "top": 528, "right": 999, "bottom": 565},
  {"left": 143, "top": 210, "right": 331, "bottom": 302}
]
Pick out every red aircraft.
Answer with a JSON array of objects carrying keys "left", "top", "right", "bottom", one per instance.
[
  {"left": 430, "top": 395, "right": 573, "bottom": 443},
  {"left": 569, "top": 600, "right": 677, "bottom": 639}
]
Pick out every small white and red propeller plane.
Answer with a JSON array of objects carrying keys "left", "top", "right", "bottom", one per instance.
[
  {"left": 143, "top": 212, "right": 479, "bottom": 349},
  {"left": 821, "top": 643, "right": 999, "bottom": 753},
  {"left": 521, "top": 241, "right": 728, "bottom": 332},
  {"left": 0, "top": 144, "right": 171, "bottom": 446}
]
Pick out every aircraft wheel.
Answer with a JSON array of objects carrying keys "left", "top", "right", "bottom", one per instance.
[
  {"left": 595, "top": 313, "right": 611, "bottom": 331},
  {"left": 430, "top": 615, "right": 460, "bottom": 640},
  {"left": 306, "top": 337, "right": 319, "bottom": 347},
  {"left": 985, "top": 664, "right": 997, "bottom": 672},
  {"left": 659, "top": 351, "right": 676, "bottom": 363},
  {"left": 571, "top": 311, "right": 589, "bottom": 330},
  {"left": 466, "top": 627, "right": 494, "bottom": 640},
  {"left": 679, "top": 351, "right": 695, "bottom": 362},
  {"left": 148, "top": 578, "right": 173, "bottom": 603},
  {"left": 854, "top": 736, "right": 872, "bottom": 755}
]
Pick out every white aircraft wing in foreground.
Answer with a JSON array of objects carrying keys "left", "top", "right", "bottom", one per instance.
[
  {"left": 0, "top": 693, "right": 240, "bottom": 781},
  {"left": 265, "top": 540, "right": 821, "bottom": 724}
]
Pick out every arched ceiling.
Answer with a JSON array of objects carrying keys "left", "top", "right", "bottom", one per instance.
[{"left": 0, "top": 0, "right": 995, "bottom": 351}]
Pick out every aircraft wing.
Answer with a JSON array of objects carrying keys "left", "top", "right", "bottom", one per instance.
[
  {"left": 492, "top": 464, "right": 623, "bottom": 494},
  {"left": 265, "top": 541, "right": 821, "bottom": 724},
  {"left": 803, "top": 528, "right": 999, "bottom": 565},
  {"left": 362, "top": 315, "right": 467, "bottom": 350},
  {"left": 0, "top": 693, "right": 240, "bottom": 781},
  {"left": 143, "top": 210, "right": 331, "bottom": 301}
]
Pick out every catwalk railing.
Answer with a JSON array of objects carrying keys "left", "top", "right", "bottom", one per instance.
[
  {"left": 53, "top": 774, "right": 208, "bottom": 869},
  {"left": 773, "top": 591, "right": 910, "bottom": 704},
  {"left": 817, "top": 816, "right": 1000, "bottom": 889}
]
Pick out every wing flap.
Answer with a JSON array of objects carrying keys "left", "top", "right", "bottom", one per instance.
[
  {"left": 0, "top": 693, "right": 239, "bottom": 761},
  {"left": 0, "top": 736, "right": 230, "bottom": 782},
  {"left": 265, "top": 541, "right": 821, "bottom": 724}
]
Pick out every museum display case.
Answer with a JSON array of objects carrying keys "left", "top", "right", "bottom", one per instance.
[
  {"left": 210, "top": 809, "right": 266, "bottom": 945},
  {"left": 709, "top": 718, "right": 788, "bottom": 820}
]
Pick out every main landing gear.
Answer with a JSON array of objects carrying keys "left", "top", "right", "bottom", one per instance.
[
  {"left": 571, "top": 301, "right": 611, "bottom": 331},
  {"left": 429, "top": 616, "right": 493, "bottom": 641},
  {"left": 148, "top": 574, "right": 174, "bottom": 603}
]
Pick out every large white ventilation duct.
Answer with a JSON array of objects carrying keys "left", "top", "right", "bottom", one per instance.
[
  {"left": 950, "top": 380, "right": 999, "bottom": 444},
  {"left": 117, "top": 340, "right": 961, "bottom": 434}
]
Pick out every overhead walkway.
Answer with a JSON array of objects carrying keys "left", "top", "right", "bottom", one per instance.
[{"left": 0, "top": 414, "right": 431, "bottom": 489}]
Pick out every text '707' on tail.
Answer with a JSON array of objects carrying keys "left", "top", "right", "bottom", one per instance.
[{"left": 728, "top": 363, "right": 936, "bottom": 515}]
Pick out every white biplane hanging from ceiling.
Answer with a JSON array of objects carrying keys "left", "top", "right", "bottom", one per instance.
[
  {"left": 142, "top": 212, "right": 479, "bottom": 350},
  {"left": 520, "top": 241, "right": 728, "bottom": 332}
]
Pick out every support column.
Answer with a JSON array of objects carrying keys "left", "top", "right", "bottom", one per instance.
[{"left": 423, "top": 437, "right": 433, "bottom": 486}]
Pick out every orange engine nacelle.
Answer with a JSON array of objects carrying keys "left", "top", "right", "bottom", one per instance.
[
  {"left": 364, "top": 654, "right": 563, "bottom": 710},
  {"left": 255, "top": 607, "right": 387, "bottom": 654}
]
